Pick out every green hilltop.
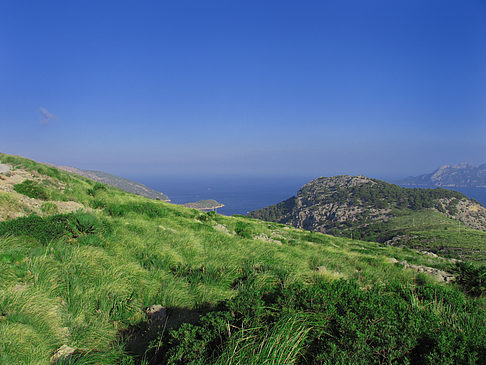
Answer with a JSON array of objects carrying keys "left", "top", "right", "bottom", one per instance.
[
  {"left": 0, "top": 154, "right": 485, "bottom": 364},
  {"left": 249, "top": 175, "right": 486, "bottom": 264}
]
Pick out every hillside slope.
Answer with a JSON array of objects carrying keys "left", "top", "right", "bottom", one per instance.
[
  {"left": 249, "top": 175, "right": 486, "bottom": 263},
  {"left": 402, "top": 163, "right": 486, "bottom": 188},
  {"left": 49, "top": 163, "right": 170, "bottom": 201},
  {"left": 0, "top": 155, "right": 484, "bottom": 364}
]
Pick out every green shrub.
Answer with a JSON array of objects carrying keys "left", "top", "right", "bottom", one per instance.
[
  {"left": 150, "top": 278, "right": 486, "bottom": 364},
  {"left": 454, "top": 261, "right": 485, "bottom": 297},
  {"left": 235, "top": 222, "right": 253, "bottom": 238},
  {"left": 87, "top": 182, "right": 108, "bottom": 197},
  {"left": 13, "top": 180, "right": 50, "bottom": 200},
  {"left": 40, "top": 202, "right": 58, "bottom": 215},
  {"left": 198, "top": 211, "right": 217, "bottom": 222},
  {"left": 0, "top": 212, "right": 106, "bottom": 244},
  {"left": 104, "top": 202, "right": 166, "bottom": 218}
]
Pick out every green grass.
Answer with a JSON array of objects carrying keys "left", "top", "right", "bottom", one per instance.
[
  {"left": 0, "top": 153, "right": 485, "bottom": 364},
  {"left": 361, "top": 210, "right": 486, "bottom": 264}
]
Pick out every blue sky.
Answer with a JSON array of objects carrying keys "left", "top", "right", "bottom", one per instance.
[{"left": 1, "top": 0, "right": 485, "bottom": 178}]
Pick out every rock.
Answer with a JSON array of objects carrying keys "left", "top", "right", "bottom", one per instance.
[
  {"left": 399, "top": 260, "right": 455, "bottom": 283},
  {"left": 387, "top": 257, "right": 399, "bottom": 264},
  {"left": 0, "top": 163, "right": 10, "bottom": 174},
  {"left": 145, "top": 305, "right": 166, "bottom": 322},
  {"left": 51, "top": 345, "right": 75, "bottom": 363}
]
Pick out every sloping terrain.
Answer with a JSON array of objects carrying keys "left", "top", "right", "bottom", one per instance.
[
  {"left": 249, "top": 175, "right": 486, "bottom": 263},
  {"left": 402, "top": 163, "right": 486, "bottom": 188},
  {"left": 0, "top": 155, "right": 485, "bottom": 364},
  {"left": 49, "top": 163, "right": 170, "bottom": 201}
]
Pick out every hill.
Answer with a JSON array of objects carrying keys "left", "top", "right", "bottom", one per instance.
[
  {"left": 0, "top": 155, "right": 485, "bottom": 364},
  {"left": 249, "top": 175, "right": 486, "bottom": 263},
  {"left": 402, "top": 163, "right": 486, "bottom": 188},
  {"left": 48, "top": 163, "right": 170, "bottom": 201}
]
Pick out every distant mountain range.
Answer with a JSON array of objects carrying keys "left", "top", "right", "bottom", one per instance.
[
  {"left": 49, "top": 164, "right": 170, "bottom": 201},
  {"left": 401, "top": 163, "right": 486, "bottom": 188},
  {"left": 249, "top": 175, "right": 486, "bottom": 263}
]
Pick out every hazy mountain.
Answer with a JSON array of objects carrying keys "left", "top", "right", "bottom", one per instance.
[{"left": 401, "top": 163, "right": 486, "bottom": 188}]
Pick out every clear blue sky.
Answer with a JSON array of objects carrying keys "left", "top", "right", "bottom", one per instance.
[{"left": 1, "top": 0, "right": 485, "bottom": 178}]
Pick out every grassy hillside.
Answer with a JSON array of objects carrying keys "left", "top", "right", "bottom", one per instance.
[
  {"left": 0, "top": 154, "right": 485, "bottom": 364},
  {"left": 356, "top": 209, "right": 486, "bottom": 264}
]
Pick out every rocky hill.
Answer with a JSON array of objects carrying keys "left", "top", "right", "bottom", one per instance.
[
  {"left": 402, "top": 163, "right": 486, "bottom": 188},
  {"left": 249, "top": 175, "right": 486, "bottom": 262}
]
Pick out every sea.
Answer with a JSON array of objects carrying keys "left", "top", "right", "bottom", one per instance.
[
  {"left": 126, "top": 174, "right": 486, "bottom": 216},
  {"left": 126, "top": 174, "right": 314, "bottom": 216}
]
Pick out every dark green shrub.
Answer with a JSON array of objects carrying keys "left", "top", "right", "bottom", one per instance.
[
  {"left": 91, "top": 199, "right": 107, "bottom": 209},
  {"left": 454, "top": 261, "right": 485, "bottom": 297},
  {"left": 150, "top": 278, "right": 486, "bottom": 364},
  {"left": 0, "top": 212, "right": 107, "bottom": 244},
  {"left": 87, "top": 183, "right": 107, "bottom": 197},
  {"left": 13, "top": 180, "right": 50, "bottom": 200},
  {"left": 0, "top": 214, "right": 71, "bottom": 244},
  {"left": 235, "top": 222, "right": 253, "bottom": 238},
  {"left": 198, "top": 211, "right": 216, "bottom": 222},
  {"left": 104, "top": 202, "right": 166, "bottom": 218}
]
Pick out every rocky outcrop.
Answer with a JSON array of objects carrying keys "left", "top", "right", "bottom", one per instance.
[{"left": 0, "top": 163, "right": 10, "bottom": 174}]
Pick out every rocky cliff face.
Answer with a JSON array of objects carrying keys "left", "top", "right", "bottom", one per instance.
[
  {"left": 402, "top": 163, "right": 486, "bottom": 188},
  {"left": 249, "top": 175, "right": 486, "bottom": 234}
]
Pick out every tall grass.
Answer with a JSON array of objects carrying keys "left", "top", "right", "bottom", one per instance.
[
  {"left": 0, "top": 153, "right": 484, "bottom": 364},
  {"left": 216, "top": 316, "right": 310, "bottom": 365}
]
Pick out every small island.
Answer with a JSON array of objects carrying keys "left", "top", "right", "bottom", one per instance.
[{"left": 182, "top": 199, "right": 224, "bottom": 211}]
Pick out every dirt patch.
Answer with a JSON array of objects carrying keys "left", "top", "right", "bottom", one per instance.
[
  {"left": 0, "top": 167, "right": 87, "bottom": 220},
  {"left": 0, "top": 164, "right": 10, "bottom": 174}
]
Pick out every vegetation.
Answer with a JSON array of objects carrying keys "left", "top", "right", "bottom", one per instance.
[
  {"left": 0, "top": 154, "right": 485, "bottom": 364},
  {"left": 352, "top": 210, "right": 486, "bottom": 264},
  {"left": 156, "top": 278, "right": 485, "bottom": 364},
  {"left": 13, "top": 180, "right": 50, "bottom": 200},
  {"left": 249, "top": 176, "right": 486, "bottom": 264},
  {"left": 183, "top": 200, "right": 224, "bottom": 210}
]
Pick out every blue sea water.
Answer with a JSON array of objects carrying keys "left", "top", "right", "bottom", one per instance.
[
  {"left": 126, "top": 174, "right": 486, "bottom": 216},
  {"left": 127, "top": 174, "right": 314, "bottom": 216}
]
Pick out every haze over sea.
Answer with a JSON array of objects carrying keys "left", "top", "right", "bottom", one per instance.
[{"left": 127, "top": 174, "right": 486, "bottom": 216}]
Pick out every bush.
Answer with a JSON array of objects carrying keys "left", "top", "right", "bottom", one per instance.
[
  {"left": 0, "top": 212, "right": 106, "bottom": 244},
  {"left": 235, "top": 222, "right": 253, "bottom": 238},
  {"left": 454, "top": 261, "right": 485, "bottom": 297},
  {"left": 104, "top": 201, "right": 166, "bottom": 218},
  {"left": 149, "top": 278, "right": 486, "bottom": 364},
  {"left": 87, "top": 182, "right": 107, "bottom": 197},
  {"left": 13, "top": 180, "right": 50, "bottom": 200}
]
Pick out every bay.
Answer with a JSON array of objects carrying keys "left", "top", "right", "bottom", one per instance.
[
  {"left": 125, "top": 174, "right": 313, "bottom": 216},
  {"left": 125, "top": 174, "right": 486, "bottom": 216}
]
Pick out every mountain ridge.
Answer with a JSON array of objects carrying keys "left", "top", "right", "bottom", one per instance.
[
  {"left": 249, "top": 175, "right": 486, "bottom": 263},
  {"left": 47, "top": 163, "right": 170, "bottom": 201},
  {"left": 402, "top": 163, "right": 486, "bottom": 188}
]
